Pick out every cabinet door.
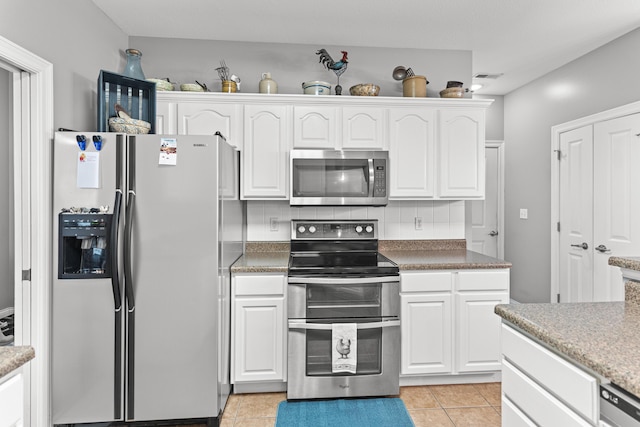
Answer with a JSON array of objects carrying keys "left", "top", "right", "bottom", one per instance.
[
  {"left": 389, "top": 108, "right": 436, "bottom": 198},
  {"left": 233, "top": 296, "right": 286, "bottom": 383},
  {"left": 0, "top": 372, "right": 23, "bottom": 427},
  {"left": 342, "top": 107, "right": 386, "bottom": 149},
  {"left": 456, "top": 291, "right": 508, "bottom": 372},
  {"left": 178, "top": 102, "right": 243, "bottom": 148},
  {"left": 293, "top": 106, "right": 338, "bottom": 149},
  {"left": 155, "top": 101, "right": 177, "bottom": 134},
  {"left": 401, "top": 293, "right": 452, "bottom": 375},
  {"left": 438, "top": 108, "right": 485, "bottom": 198},
  {"left": 242, "top": 105, "right": 291, "bottom": 199}
]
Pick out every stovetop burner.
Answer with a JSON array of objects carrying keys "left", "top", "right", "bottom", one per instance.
[{"left": 288, "top": 219, "right": 398, "bottom": 277}]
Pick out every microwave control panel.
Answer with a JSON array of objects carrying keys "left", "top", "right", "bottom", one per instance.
[{"left": 373, "top": 159, "right": 387, "bottom": 197}]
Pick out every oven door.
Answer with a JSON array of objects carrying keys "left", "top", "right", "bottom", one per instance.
[
  {"left": 288, "top": 276, "right": 399, "bottom": 319},
  {"left": 287, "top": 318, "right": 400, "bottom": 400}
]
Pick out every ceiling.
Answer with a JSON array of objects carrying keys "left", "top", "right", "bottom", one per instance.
[{"left": 91, "top": 0, "right": 640, "bottom": 95}]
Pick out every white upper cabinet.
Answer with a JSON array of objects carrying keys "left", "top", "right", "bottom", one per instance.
[
  {"left": 342, "top": 107, "right": 386, "bottom": 149},
  {"left": 438, "top": 108, "right": 486, "bottom": 198},
  {"left": 389, "top": 108, "right": 436, "bottom": 198},
  {"left": 293, "top": 106, "right": 338, "bottom": 149},
  {"left": 156, "top": 93, "right": 492, "bottom": 200},
  {"left": 242, "top": 104, "right": 291, "bottom": 199},
  {"left": 177, "top": 102, "right": 243, "bottom": 148}
]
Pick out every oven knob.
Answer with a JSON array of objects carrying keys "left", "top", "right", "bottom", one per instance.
[
  {"left": 308, "top": 226, "right": 317, "bottom": 233},
  {"left": 298, "top": 225, "right": 306, "bottom": 234},
  {"left": 355, "top": 225, "right": 363, "bottom": 233},
  {"left": 366, "top": 225, "right": 373, "bottom": 233}
]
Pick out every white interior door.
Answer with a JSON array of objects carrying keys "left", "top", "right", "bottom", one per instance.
[
  {"left": 470, "top": 143, "right": 503, "bottom": 258},
  {"left": 558, "top": 113, "right": 640, "bottom": 303},
  {"left": 593, "top": 114, "right": 640, "bottom": 301},
  {"left": 558, "top": 125, "right": 594, "bottom": 303}
]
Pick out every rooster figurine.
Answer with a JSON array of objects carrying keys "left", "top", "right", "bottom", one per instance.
[{"left": 316, "top": 49, "right": 348, "bottom": 95}]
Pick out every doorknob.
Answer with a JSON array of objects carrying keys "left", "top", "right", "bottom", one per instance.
[
  {"left": 595, "top": 244, "right": 612, "bottom": 253},
  {"left": 488, "top": 230, "right": 499, "bottom": 236},
  {"left": 571, "top": 242, "right": 588, "bottom": 250}
]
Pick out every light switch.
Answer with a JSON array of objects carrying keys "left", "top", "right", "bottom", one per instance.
[
  {"left": 270, "top": 217, "right": 279, "bottom": 231},
  {"left": 519, "top": 209, "right": 528, "bottom": 220}
]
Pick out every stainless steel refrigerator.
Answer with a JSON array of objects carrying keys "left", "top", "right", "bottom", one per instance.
[{"left": 51, "top": 131, "right": 244, "bottom": 425}]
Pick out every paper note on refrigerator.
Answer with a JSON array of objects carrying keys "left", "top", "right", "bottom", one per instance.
[
  {"left": 159, "top": 138, "right": 177, "bottom": 165},
  {"left": 76, "top": 151, "right": 100, "bottom": 188}
]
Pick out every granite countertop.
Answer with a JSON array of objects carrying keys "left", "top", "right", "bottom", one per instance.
[
  {"left": 0, "top": 346, "right": 35, "bottom": 379},
  {"left": 495, "top": 282, "right": 640, "bottom": 399},
  {"left": 609, "top": 256, "right": 640, "bottom": 272},
  {"left": 231, "top": 240, "right": 512, "bottom": 273}
]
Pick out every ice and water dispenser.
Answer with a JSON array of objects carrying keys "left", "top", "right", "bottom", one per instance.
[{"left": 58, "top": 213, "right": 112, "bottom": 278}]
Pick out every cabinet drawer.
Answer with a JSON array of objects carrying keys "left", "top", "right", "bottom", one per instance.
[
  {"left": 234, "top": 274, "right": 285, "bottom": 296},
  {"left": 401, "top": 272, "right": 452, "bottom": 292},
  {"left": 502, "top": 359, "right": 592, "bottom": 427},
  {"left": 502, "top": 325, "right": 598, "bottom": 423},
  {"left": 458, "top": 270, "right": 509, "bottom": 291},
  {"left": 502, "top": 395, "right": 537, "bottom": 427}
]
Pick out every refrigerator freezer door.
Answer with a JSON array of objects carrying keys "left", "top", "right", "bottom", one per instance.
[
  {"left": 126, "top": 135, "right": 219, "bottom": 421},
  {"left": 52, "top": 132, "right": 125, "bottom": 424}
]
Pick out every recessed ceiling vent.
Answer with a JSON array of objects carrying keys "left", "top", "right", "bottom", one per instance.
[{"left": 473, "top": 73, "right": 503, "bottom": 79}]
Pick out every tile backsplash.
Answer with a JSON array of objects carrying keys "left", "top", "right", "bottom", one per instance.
[{"left": 247, "top": 200, "right": 465, "bottom": 241}]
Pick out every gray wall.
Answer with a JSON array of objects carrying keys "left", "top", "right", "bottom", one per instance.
[
  {"left": 475, "top": 94, "right": 504, "bottom": 141},
  {"left": 1, "top": 0, "right": 128, "bottom": 130},
  {"left": 130, "top": 36, "right": 471, "bottom": 98},
  {"left": 504, "top": 27, "right": 640, "bottom": 303},
  {"left": 0, "top": 68, "right": 12, "bottom": 310}
]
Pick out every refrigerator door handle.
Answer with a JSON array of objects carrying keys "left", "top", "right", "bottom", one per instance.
[
  {"left": 110, "top": 190, "right": 123, "bottom": 311},
  {"left": 124, "top": 136, "right": 136, "bottom": 420},
  {"left": 124, "top": 189, "right": 136, "bottom": 311}
]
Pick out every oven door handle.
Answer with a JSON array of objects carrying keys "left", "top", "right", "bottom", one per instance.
[
  {"left": 288, "top": 276, "right": 398, "bottom": 285},
  {"left": 288, "top": 320, "right": 400, "bottom": 330}
]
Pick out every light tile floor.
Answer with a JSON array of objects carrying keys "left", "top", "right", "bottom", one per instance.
[{"left": 220, "top": 383, "right": 502, "bottom": 427}]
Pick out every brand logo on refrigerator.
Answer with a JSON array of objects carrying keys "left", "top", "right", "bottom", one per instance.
[{"left": 193, "top": 143, "right": 208, "bottom": 147}]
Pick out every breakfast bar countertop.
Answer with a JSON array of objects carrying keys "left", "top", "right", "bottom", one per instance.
[
  {"left": 495, "top": 281, "right": 640, "bottom": 400},
  {"left": 0, "top": 346, "right": 34, "bottom": 379}
]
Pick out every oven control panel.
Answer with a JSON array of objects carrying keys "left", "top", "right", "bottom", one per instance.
[{"left": 291, "top": 220, "right": 377, "bottom": 239}]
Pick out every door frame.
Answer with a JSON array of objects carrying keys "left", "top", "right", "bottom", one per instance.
[
  {"left": 0, "top": 35, "right": 53, "bottom": 426},
  {"left": 550, "top": 100, "right": 640, "bottom": 303},
  {"left": 466, "top": 140, "right": 505, "bottom": 259}
]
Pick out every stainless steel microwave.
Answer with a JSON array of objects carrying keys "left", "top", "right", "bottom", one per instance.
[{"left": 290, "top": 149, "right": 389, "bottom": 206}]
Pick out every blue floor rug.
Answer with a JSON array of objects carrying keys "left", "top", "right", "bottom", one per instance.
[{"left": 275, "top": 397, "right": 415, "bottom": 427}]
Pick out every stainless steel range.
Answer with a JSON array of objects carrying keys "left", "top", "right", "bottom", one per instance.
[{"left": 287, "top": 219, "right": 400, "bottom": 400}]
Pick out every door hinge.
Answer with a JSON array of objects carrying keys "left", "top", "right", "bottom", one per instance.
[
  {"left": 557, "top": 222, "right": 560, "bottom": 232},
  {"left": 557, "top": 293, "right": 560, "bottom": 303},
  {"left": 554, "top": 149, "right": 562, "bottom": 160},
  {"left": 22, "top": 269, "right": 31, "bottom": 281}
]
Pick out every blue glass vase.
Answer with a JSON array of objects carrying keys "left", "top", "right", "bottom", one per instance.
[{"left": 123, "top": 48, "right": 145, "bottom": 80}]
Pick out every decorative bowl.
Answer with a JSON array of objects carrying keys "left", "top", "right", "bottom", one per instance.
[
  {"left": 147, "top": 78, "right": 174, "bottom": 91},
  {"left": 180, "top": 83, "right": 205, "bottom": 92},
  {"left": 108, "top": 117, "right": 151, "bottom": 134},
  {"left": 349, "top": 83, "right": 380, "bottom": 96},
  {"left": 439, "top": 87, "right": 465, "bottom": 98},
  {"left": 302, "top": 81, "right": 331, "bottom": 95}
]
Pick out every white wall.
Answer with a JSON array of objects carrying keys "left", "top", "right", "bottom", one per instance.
[
  {"left": 0, "top": 67, "right": 12, "bottom": 310},
  {"left": 504, "top": 27, "right": 640, "bottom": 303},
  {"left": 0, "top": 0, "right": 128, "bottom": 130},
  {"left": 129, "top": 36, "right": 472, "bottom": 98},
  {"left": 248, "top": 200, "right": 465, "bottom": 241}
]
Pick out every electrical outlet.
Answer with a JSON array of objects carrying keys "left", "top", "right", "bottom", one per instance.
[
  {"left": 519, "top": 209, "right": 528, "bottom": 220},
  {"left": 415, "top": 217, "right": 423, "bottom": 230},
  {"left": 270, "top": 217, "right": 279, "bottom": 231}
]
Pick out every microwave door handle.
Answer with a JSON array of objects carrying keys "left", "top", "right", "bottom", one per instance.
[
  {"left": 288, "top": 320, "right": 400, "bottom": 330},
  {"left": 368, "top": 158, "right": 375, "bottom": 198}
]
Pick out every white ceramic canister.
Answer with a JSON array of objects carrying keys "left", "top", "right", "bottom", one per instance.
[{"left": 259, "top": 72, "right": 278, "bottom": 94}]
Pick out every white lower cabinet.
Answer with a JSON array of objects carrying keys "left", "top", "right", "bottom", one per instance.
[
  {"left": 231, "top": 273, "right": 287, "bottom": 388},
  {"left": 501, "top": 324, "right": 599, "bottom": 426},
  {"left": 0, "top": 370, "right": 24, "bottom": 427},
  {"left": 400, "top": 269, "right": 509, "bottom": 377}
]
